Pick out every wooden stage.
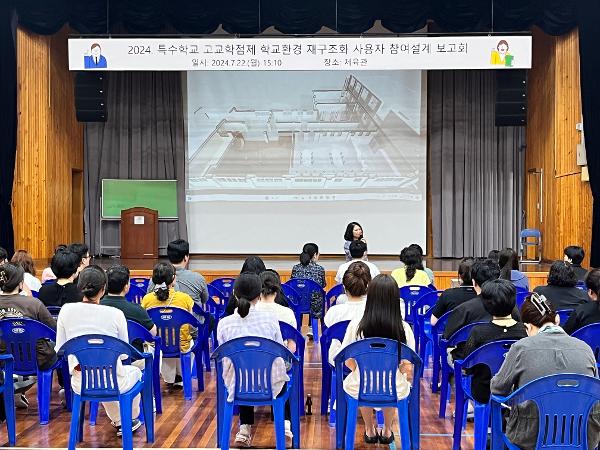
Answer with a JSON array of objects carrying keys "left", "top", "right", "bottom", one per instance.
[
  {"left": 101, "top": 255, "right": 552, "bottom": 292},
  {"left": 7, "top": 327, "right": 475, "bottom": 450}
]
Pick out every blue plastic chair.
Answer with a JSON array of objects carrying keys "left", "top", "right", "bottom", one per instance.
[
  {"left": 319, "top": 320, "right": 351, "bottom": 422},
  {"left": 334, "top": 338, "right": 423, "bottom": 450},
  {"left": 31, "top": 290, "right": 39, "bottom": 298},
  {"left": 212, "top": 336, "right": 300, "bottom": 450},
  {"left": 89, "top": 320, "right": 164, "bottom": 424},
  {"left": 520, "top": 228, "right": 542, "bottom": 263},
  {"left": 438, "top": 321, "right": 487, "bottom": 418},
  {"left": 430, "top": 310, "right": 453, "bottom": 393},
  {"left": 130, "top": 277, "right": 150, "bottom": 293},
  {"left": 146, "top": 307, "right": 204, "bottom": 399},
  {"left": 209, "top": 278, "right": 235, "bottom": 301},
  {"left": 400, "top": 285, "right": 434, "bottom": 325},
  {"left": 204, "top": 284, "right": 226, "bottom": 348},
  {"left": 557, "top": 309, "right": 574, "bottom": 326},
  {"left": 279, "top": 321, "right": 305, "bottom": 417},
  {"left": 491, "top": 374, "right": 600, "bottom": 450},
  {"left": 281, "top": 284, "right": 301, "bottom": 309},
  {"left": 46, "top": 305, "right": 61, "bottom": 318},
  {"left": 0, "top": 318, "right": 61, "bottom": 424},
  {"left": 453, "top": 340, "right": 517, "bottom": 450},
  {"left": 572, "top": 323, "right": 600, "bottom": 368},
  {"left": 126, "top": 284, "right": 146, "bottom": 305},
  {"left": 285, "top": 278, "right": 326, "bottom": 341},
  {"left": 326, "top": 284, "right": 345, "bottom": 309},
  {"left": 412, "top": 290, "right": 442, "bottom": 362},
  {"left": 57, "top": 334, "right": 154, "bottom": 450},
  {"left": 575, "top": 280, "right": 587, "bottom": 290},
  {"left": 0, "top": 354, "right": 16, "bottom": 446},
  {"left": 515, "top": 290, "right": 532, "bottom": 309},
  {"left": 192, "top": 303, "right": 215, "bottom": 373}
]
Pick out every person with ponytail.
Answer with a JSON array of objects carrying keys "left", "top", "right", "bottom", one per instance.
[
  {"left": 55, "top": 266, "right": 143, "bottom": 436},
  {"left": 491, "top": 293, "right": 600, "bottom": 449},
  {"left": 335, "top": 274, "right": 415, "bottom": 444},
  {"left": 564, "top": 268, "right": 600, "bottom": 334},
  {"left": 498, "top": 248, "right": 529, "bottom": 291},
  {"left": 291, "top": 243, "right": 326, "bottom": 338},
  {"left": 391, "top": 246, "right": 430, "bottom": 288},
  {"left": 142, "top": 262, "right": 194, "bottom": 389},
  {"left": 217, "top": 273, "right": 293, "bottom": 447}
]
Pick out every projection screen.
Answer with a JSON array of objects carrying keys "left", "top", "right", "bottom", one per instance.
[{"left": 185, "top": 70, "right": 427, "bottom": 254}]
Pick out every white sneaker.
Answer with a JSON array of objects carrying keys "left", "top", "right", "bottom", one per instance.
[
  {"left": 234, "top": 424, "right": 252, "bottom": 448},
  {"left": 284, "top": 420, "right": 293, "bottom": 448}
]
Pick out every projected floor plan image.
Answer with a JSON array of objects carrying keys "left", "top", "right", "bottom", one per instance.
[{"left": 186, "top": 71, "right": 426, "bottom": 202}]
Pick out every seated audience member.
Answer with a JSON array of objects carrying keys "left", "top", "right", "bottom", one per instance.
[
  {"left": 487, "top": 249, "right": 500, "bottom": 265},
  {"left": 147, "top": 239, "right": 208, "bottom": 307},
  {"left": 563, "top": 268, "right": 600, "bottom": 334},
  {"left": 499, "top": 248, "right": 529, "bottom": 291},
  {"left": 336, "top": 240, "right": 379, "bottom": 284},
  {"left": 391, "top": 246, "right": 431, "bottom": 288},
  {"left": 0, "top": 247, "right": 7, "bottom": 264},
  {"left": 101, "top": 265, "right": 156, "bottom": 352},
  {"left": 41, "top": 244, "right": 66, "bottom": 283},
  {"left": 431, "top": 258, "right": 476, "bottom": 325},
  {"left": 444, "top": 259, "right": 520, "bottom": 339},
  {"left": 257, "top": 270, "right": 297, "bottom": 352},
  {"left": 291, "top": 243, "right": 326, "bottom": 334},
  {"left": 217, "top": 273, "right": 293, "bottom": 447},
  {"left": 408, "top": 243, "right": 435, "bottom": 284},
  {"left": 454, "top": 279, "right": 527, "bottom": 403},
  {"left": 533, "top": 261, "right": 589, "bottom": 310},
  {"left": 0, "top": 262, "right": 57, "bottom": 407},
  {"left": 11, "top": 250, "right": 41, "bottom": 293},
  {"left": 38, "top": 249, "right": 83, "bottom": 306},
  {"left": 336, "top": 274, "right": 415, "bottom": 444},
  {"left": 324, "top": 261, "right": 370, "bottom": 364},
  {"left": 241, "top": 255, "right": 267, "bottom": 275},
  {"left": 68, "top": 242, "right": 90, "bottom": 275},
  {"left": 55, "top": 266, "right": 143, "bottom": 436},
  {"left": 564, "top": 245, "right": 588, "bottom": 281},
  {"left": 142, "top": 262, "right": 194, "bottom": 389},
  {"left": 343, "top": 222, "right": 365, "bottom": 261},
  {"left": 491, "top": 293, "right": 600, "bottom": 450}
]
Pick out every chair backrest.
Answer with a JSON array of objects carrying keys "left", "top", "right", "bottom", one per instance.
[
  {"left": 0, "top": 318, "right": 56, "bottom": 375},
  {"left": 126, "top": 284, "right": 146, "bottom": 305},
  {"left": 31, "top": 290, "right": 39, "bottom": 298},
  {"left": 146, "top": 307, "right": 200, "bottom": 357},
  {"left": 58, "top": 334, "right": 143, "bottom": 399},
  {"left": 209, "top": 278, "right": 235, "bottom": 300},
  {"left": 495, "top": 374, "right": 600, "bottom": 449},
  {"left": 520, "top": 228, "right": 541, "bottom": 239},
  {"left": 400, "top": 285, "right": 434, "bottom": 322},
  {"left": 516, "top": 290, "right": 531, "bottom": 309},
  {"left": 207, "top": 284, "right": 227, "bottom": 312},
  {"left": 575, "top": 280, "right": 587, "bottom": 291},
  {"left": 126, "top": 320, "right": 155, "bottom": 344},
  {"left": 279, "top": 321, "right": 305, "bottom": 361},
  {"left": 430, "top": 309, "right": 452, "bottom": 345},
  {"left": 413, "top": 290, "right": 443, "bottom": 316},
  {"left": 191, "top": 303, "right": 214, "bottom": 339},
  {"left": 285, "top": 278, "right": 325, "bottom": 315},
  {"left": 445, "top": 321, "right": 488, "bottom": 348},
  {"left": 212, "top": 336, "right": 296, "bottom": 403},
  {"left": 556, "top": 309, "right": 574, "bottom": 326},
  {"left": 321, "top": 320, "right": 351, "bottom": 346},
  {"left": 334, "top": 338, "right": 422, "bottom": 404},
  {"left": 572, "top": 323, "right": 600, "bottom": 365},
  {"left": 458, "top": 339, "right": 517, "bottom": 373},
  {"left": 130, "top": 277, "right": 150, "bottom": 292},
  {"left": 46, "top": 305, "right": 61, "bottom": 318},
  {"left": 281, "top": 284, "right": 301, "bottom": 308},
  {"left": 326, "top": 284, "right": 345, "bottom": 309}
]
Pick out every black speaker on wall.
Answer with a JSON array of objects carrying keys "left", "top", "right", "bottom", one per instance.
[
  {"left": 495, "top": 70, "right": 527, "bottom": 126},
  {"left": 74, "top": 72, "right": 107, "bottom": 122}
]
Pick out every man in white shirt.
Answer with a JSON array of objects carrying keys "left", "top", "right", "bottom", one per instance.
[{"left": 335, "top": 240, "right": 380, "bottom": 284}]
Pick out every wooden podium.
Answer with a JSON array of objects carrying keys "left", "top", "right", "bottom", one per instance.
[{"left": 120, "top": 207, "right": 158, "bottom": 259}]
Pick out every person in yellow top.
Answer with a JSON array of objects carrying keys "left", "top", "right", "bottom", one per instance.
[
  {"left": 142, "top": 262, "right": 194, "bottom": 389},
  {"left": 391, "top": 246, "right": 432, "bottom": 288}
]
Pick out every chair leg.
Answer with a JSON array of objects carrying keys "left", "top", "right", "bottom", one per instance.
[
  {"left": 78, "top": 401, "right": 85, "bottom": 442},
  {"left": 119, "top": 398, "right": 134, "bottom": 450},
  {"left": 298, "top": 365, "right": 305, "bottom": 417},
  {"left": 273, "top": 399, "right": 286, "bottom": 450},
  {"left": 220, "top": 401, "right": 235, "bottom": 450},
  {"left": 398, "top": 400, "right": 411, "bottom": 450},
  {"left": 142, "top": 383, "right": 155, "bottom": 442},
  {"left": 311, "top": 318, "right": 319, "bottom": 342},
  {"left": 3, "top": 385, "right": 16, "bottom": 446},
  {"left": 432, "top": 346, "right": 441, "bottom": 393},
  {"left": 194, "top": 350, "right": 205, "bottom": 392},
  {"left": 203, "top": 340, "right": 211, "bottom": 372},
  {"left": 68, "top": 395, "right": 82, "bottom": 450},
  {"left": 329, "top": 371, "right": 337, "bottom": 427},
  {"left": 181, "top": 354, "right": 193, "bottom": 400},
  {"left": 62, "top": 362, "right": 73, "bottom": 412},
  {"left": 473, "top": 403, "right": 490, "bottom": 450},
  {"left": 335, "top": 377, "right": 347, "bottom": 449},
  {"left": 452, "top": 378, "right": 466, "bottom": 450},
  {"left": 89, "top": 401, "right": 99, "bottom": 425},
  {"left": 439, "top": 367, "right": 450, "bottom": 418},
  {"left": 490, "top": 402, "right": 504, "bottom": 450},
  {"left": 37, "top": 369, "right": 52, "bottom": 425},
  {"left": 289, "top": 381, "right": 300, "bottom": 449},
  {"left": 344, "top": 397, "right": 358, "bottom": 450},
  {"left": 153, "top": 352, "right": 163, "bottom": 414}
]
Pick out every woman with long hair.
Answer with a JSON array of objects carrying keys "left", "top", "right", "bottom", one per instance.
[
  {"left": 336, "top": 274, "right": 415, "bottom": 444},
  {"left": 498, "top": 248, "right": 529, "bottom": 291},
  {"left": 391, "top": 246, "right": 430, "bottom": 288},
  {"left": 343, "top": 222, "right": 365, "bottom": 261},
  {"left": 291, "top": 243, "right": 326, "bottom": 335},
  {"left": 11, "top": 250, "right": 41, "bottom": 292},
  {"left": 142, "top": 262, "right": 194, "bottom": 389}
]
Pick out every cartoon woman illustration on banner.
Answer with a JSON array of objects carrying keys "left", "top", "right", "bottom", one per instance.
[{"left": 490, "top": 40, "right": 514, "bottom": 67}]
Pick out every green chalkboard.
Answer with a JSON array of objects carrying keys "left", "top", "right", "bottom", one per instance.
[{"left": 101, "top": 179, "right": 178, "bottom": 219}]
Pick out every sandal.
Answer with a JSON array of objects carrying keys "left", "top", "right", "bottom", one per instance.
[
  {"left": 364, "top": 432, "right": 379, "bottom": 444},
  {"left": 379, "top": 431, "right": 395, "bottom": 445}
]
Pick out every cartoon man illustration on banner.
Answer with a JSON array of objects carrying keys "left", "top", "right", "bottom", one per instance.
[
  {"left": 490, "top": 40, "right": 514, "bottom": 67},
  {"left": 84, "top": 43, "right": 108, "bottom": 69}
]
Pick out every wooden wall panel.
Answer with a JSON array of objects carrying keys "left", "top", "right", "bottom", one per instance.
[
  {"left": 525, "top": 28, "right": 593, "bottom": 266},
  {"left": 12, "top": 27, "right": 83, "bottom": 259}
]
